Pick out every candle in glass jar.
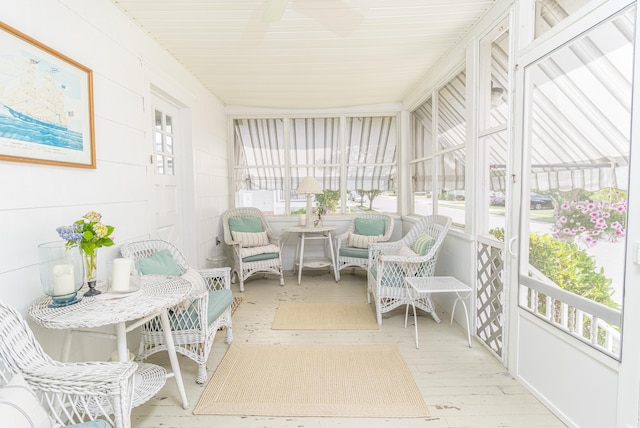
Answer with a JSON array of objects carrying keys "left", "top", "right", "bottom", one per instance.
[
  {"left": 111, "top": 258, "right": 131, "bottom": 291},
  {"left": 53, "top": 264, "right": 75, "bottom": 296}
]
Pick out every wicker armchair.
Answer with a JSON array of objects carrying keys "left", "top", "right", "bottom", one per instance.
[
  {"left": 222, "top": 207, "right": 285, "bottom": 291},
  {"left": 335, "top": 213, "right": 394, "bottom": 281},
  {"left": 0, "top": 301, "right": 166, "bottom": 428},
  {"left": 367, "top": 215, "right": 452, "bottom": 325},
  {"left": 120, "top": 240, "right": 233, "bottom": 384}
]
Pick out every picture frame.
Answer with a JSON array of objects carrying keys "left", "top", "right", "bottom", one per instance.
[{"left": 0, "top": 21, "right": 95, "bottom": 168}]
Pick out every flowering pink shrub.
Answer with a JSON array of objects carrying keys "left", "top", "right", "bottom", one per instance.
[{"left": 552, "top": 196, "right": 626, "bottom": 247}]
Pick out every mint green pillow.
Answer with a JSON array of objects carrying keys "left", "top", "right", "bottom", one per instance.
[
  {"left": 354, "top": 218, "right": 385, "bottom": 236},
  {"left": 137, "top": 249, "right": 182, "bottom": 276},
  {"left": 413, "top": 232, "right": 436, "bottom": 256},
  {"left": 228, "top": 217, "right": 263, "bottom": 233}
]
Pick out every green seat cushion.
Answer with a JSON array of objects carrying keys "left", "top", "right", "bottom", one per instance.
[
  {"left": 229, "top": 217, "right": 263, "bottom": 233},
  {"left": 413, "top": 232, "right": 436, "bottom": 256},
  {"left": 354, "top": 218, "right": 386, "bottom": 236},
  {"left": 339, "top": 247, "right": 368, "bottom": 258},
  {"left": 242, "top": 252, "right": 280, "bottom": 262},
  {"left": 137, "top": 249, "right": 182, "bottom": 276},
  {"left": 206, "top": 289, "right": 233, "bottom": 324},
  {"left": 170, "top": 289, "right": 233, "bottom": 330}
]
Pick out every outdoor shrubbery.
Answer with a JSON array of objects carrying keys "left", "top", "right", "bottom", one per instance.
[{"left": 490, "top": 228, "right": 617, "bottom": 309}]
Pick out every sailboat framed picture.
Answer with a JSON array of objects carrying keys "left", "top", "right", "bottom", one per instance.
[{"left": 0, "top": 22, "right": 95, "bottom": 168}]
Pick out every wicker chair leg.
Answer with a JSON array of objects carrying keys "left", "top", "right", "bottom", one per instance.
[
  {"left": 196, "top": 363, "right": 207, "bottom": 385},
  {"left": 279, "top": 273, "right": 284, "bottom": 286},
  {"left": 225, "top": 325, "right": 233, "bottom": 343}
]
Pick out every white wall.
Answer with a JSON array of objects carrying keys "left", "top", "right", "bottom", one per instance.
[{"left": 0, "top": 0, "right": 228, "bottom": 359}]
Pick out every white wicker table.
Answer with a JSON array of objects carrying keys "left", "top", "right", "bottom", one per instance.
[
  {"left": 284, "top": 225, "right": 338, "bottom": 285},
  {"left": 405, "top": 276, "right": 472, "bottom": 349},
  {"left": 29, "top": 275, "right": 192, "bottom": 409}
]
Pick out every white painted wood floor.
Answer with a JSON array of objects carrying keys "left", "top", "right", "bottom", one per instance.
[{"left": 132, "top": 270, "right": 566, "bottom": 428}]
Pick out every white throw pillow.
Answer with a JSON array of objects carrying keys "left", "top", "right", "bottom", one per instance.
[
  {"left": 398, "top": 245, "right": 419, "bottom": 274},
  {"left": 347, "top": 232, "right": 383, "bottom": 249},
  {"left": 232, "top": 231, "right": 269, "bottom": 248},
  {"left": 0, "top": 373, "right": 56, "bottom": 428},
  {"left": 398, "top": 245, "right": 418, "bottom": 258},
  {"left": 176, "top": 268, "right": 208, "bottom": 312}
]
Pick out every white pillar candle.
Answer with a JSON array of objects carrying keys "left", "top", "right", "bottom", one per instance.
[
  {"left": 111, "top": 258, "right": 131, "bottom": 291},
  {"left": 53, "top": 264, "right": 75, "bottom": 296}
]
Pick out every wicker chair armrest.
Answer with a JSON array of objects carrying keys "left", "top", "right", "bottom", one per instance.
[
  {"left": 369, "top": 241, "right": 403, "bottom": 258},
  {"left": 266, "top": 232, "right": 282, "bottom": 246},
  {"left": 198, "top": 267, "right": 232, "bottom": 291},
  {"left": 370, "top": 241, "right": 404, "bottom": 250},
  {"left": 186, "top": 288, "right": 209, "bottom": 301},
  {"left": 379, "top": 253, "right": 431, "bottom": 263},
  {"left": 28, "top": 361, "right": 137, "bottom": 394},
  {"left": 335, "top": 231, "right": 349, "bottom": 242}
]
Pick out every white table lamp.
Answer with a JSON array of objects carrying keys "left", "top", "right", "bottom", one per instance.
[{"left": 297, "top": 176, "right": 322, "bottom": 227}]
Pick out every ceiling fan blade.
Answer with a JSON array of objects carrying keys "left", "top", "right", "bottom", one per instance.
[
  {"left": 293, "top": 0, "right": 363, "bottom": 37},
  {"left": 262, "top": 0, "right": 289, "bottom": 23}
]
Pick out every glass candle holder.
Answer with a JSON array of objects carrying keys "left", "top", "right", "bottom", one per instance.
[{"left": 38, "top": 241, "right": 84, "bottom": 307}]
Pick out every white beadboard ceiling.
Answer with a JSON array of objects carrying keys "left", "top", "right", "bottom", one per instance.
[{"left": 112, "top": 0, "right": 496, "bottom": 109}]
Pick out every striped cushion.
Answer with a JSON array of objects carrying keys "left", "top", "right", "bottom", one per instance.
[
  {"left": 239, "top": 244, "right": 280, "bottom": 258},
  {"left": 413, "top": 232, "right": 436, "bottom": 256},
  {"left": 0, "top": 373, "right": 54, "bottom": 428},
  {"left": 232, "top": 231, "right": 269, "bottom": 248},
  {"left": 348, "top": 232, "right": 383, "bottom": 249}
]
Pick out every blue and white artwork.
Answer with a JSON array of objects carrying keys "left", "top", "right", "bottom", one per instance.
[{"left": 0, "top": 23, "right": 94, "bottom": 167}]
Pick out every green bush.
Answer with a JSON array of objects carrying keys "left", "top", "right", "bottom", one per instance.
[
  {"left": 489, "top": 228, "right": 617, "bottom": 309},
  {"left": 316, "top": 189, "right": 340, "bottom": 213}
]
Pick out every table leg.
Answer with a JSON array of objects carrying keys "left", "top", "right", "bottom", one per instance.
[
  {"left": 159, "top": 310, "right": 189, "bottom": 409},
  {"left": 403, "top": 288, "right": 420, "bottom": 349},
  {"left": 298, "top": 232, "right": 306, "bottom": 285},
  {"left": 326, "top": 232, "right": 338, "bottom": 282},
  {"left": 115, "top": 322, "right": 128, "bottom": 361},
  {"left": 411, "top": 302, "right": 419, "bottom": 349},
  {"left": 450, "top": 292, "right": 472, "bottom": 348}
]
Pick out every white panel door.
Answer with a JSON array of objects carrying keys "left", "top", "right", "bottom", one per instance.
[{"left": 150, "top": 96, "right": 180, "bottom": 243}]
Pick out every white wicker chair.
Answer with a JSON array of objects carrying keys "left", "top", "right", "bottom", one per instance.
[
  {"left": 120, "top": 240, "right": 233, "bottom": 384},
  {"left": 222, "top": 207, "right": 285, "bottom": 292},
  {"left": 335, "top": 213, "right": 394, "bottom": 281},
  {"left": 0, "top": 300, "right": 166, "bottom": 428},
  {"left": 367, "top": 215, "right": 452, "bottom": 325}
]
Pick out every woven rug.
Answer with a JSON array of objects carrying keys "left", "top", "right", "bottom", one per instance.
[
  {"left": 193, "top": 343, "right": 429, "bottom": 417},
  {"left": 271, "top": 301, "right": 378, "bottom": 330}
]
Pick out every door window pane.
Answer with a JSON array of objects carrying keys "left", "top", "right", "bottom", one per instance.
[
  {"left": 522, "top": 7, "right": 634, "bottom": 357},
  {"left": 153, "top": 108, "right": 175, "bottom": 176}
]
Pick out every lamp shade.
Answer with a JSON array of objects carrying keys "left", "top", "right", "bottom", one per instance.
[{"left": 297, "top": 176, "right": 322, "bottom": 194}]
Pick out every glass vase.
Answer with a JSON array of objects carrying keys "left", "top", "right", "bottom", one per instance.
[
  {"left": 38, "top": 241, "right": 83, "bottom": 307},
  {"left": 83, "top": 249, "right": 101, "bottom": 296}
]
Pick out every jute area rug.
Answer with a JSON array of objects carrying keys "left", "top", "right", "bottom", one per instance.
[
  {"left": 271, "top": 301, "right": 379, "bottom": 330},
  {"left": 193, "top": 343, "right": 429, "bottom": 417}
]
